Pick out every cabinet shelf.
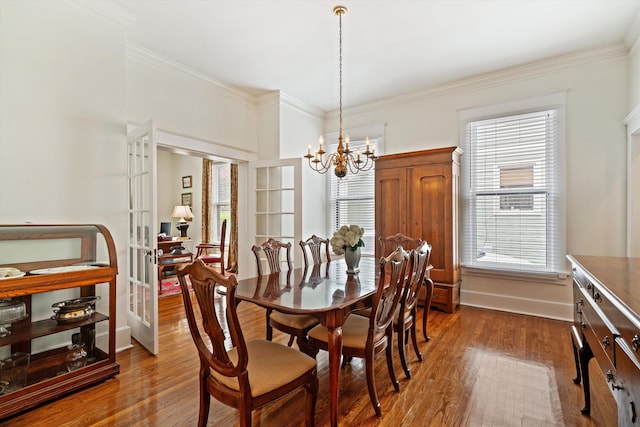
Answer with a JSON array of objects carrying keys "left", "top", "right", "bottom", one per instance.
[
  {"left": 0, "top": 313, "right": 109, "bottom": 347},
  {"left": 0, "top": 347, "right": 116, "bottom": 418}
]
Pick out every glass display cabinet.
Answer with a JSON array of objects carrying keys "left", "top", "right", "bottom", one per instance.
[{"left": 0, "top": 224, "right": 119, "bottom": 418}]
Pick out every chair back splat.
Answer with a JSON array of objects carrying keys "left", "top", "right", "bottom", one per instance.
[
  {"left": 371, "top": 246, "right": 410, "bottom": 337},
  {"left": 251, "top": 238, "right": 292, "bottom": 275},
  {"left": 299, "top": 235, "right": 331, "bottom": 266},
  {"left": 177, "top": 259, "right": 318, "bottom": 427}
]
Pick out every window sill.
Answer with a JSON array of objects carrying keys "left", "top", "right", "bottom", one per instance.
[{"left": 461, "top": 265, "right": 570, "bottom": 285}]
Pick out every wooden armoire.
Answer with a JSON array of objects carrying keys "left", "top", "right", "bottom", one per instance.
[{"left": 375, "top": 146, "right": 463, "bottom": 313}]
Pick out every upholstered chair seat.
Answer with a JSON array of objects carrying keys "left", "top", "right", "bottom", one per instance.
[{"left": 212, "top": 339, "right": 318, "bottom": 397}]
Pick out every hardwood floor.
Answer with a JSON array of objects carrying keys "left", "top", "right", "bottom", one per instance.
[{"left": 3, "top": 288, "right": 617, "bottom": 426}]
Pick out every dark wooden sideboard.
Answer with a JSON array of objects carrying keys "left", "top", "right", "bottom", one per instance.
[{"left": 569, "top": 255, "right": 640, "bottom": 425}]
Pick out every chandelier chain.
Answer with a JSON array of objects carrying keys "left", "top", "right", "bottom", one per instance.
[
  {"left": 304, "top": 5, "right": 377, "bottom": 178},
  {"left": 339, "top": 8, "right": 343, "bottom": 142}
]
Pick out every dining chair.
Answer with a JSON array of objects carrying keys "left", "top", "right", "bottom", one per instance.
[
  {"left": 307, "top": 246, "right": 410, "bottom": 417},
  {"left": 378, "top": 232, "right": 423, "bottom": 257},
  {"left": 252, "top": 238, "right": 319, "bottom": 348},
  {"left": 299, "top": 234, "right": 331, "bottom": 266},
  {"left": 355, "top": 242, "right": 432, "bottom": 377},
  {"left": 251, "top": 237, "right": 292, "bottom": 276},
  {"left": 395, "top": 241, "right": 432, "bottom": 379},
  {"left": 351, "top": 233, "right": 422, "bottom": 318},
  {"left": 195, "top": 219, "right": 227, "bottom": 274},
  {"left": 177, "top": 259, "right": 318, "bottom": 427}
]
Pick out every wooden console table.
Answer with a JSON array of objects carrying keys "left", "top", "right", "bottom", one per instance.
[
  {"left": 158, "top": 238, "right": 193, "bottom": 255},
  {"left": 568, "top": 255, "right": 640, "bottom": 425}
]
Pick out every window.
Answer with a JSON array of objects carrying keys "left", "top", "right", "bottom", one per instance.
[
  {"left": 499, "top": 166, "right": 534, "bottom": 210},
  {"left": 212, "top": 162, "right": 230, "bottom": 241},
  {"left": 327, "top": 131, "right": 383, "bottom": 257},
  {"left": 461, "top": 94, "right": 565, "bottom": 275}
]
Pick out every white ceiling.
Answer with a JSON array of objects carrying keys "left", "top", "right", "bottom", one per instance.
[{"left": 112, "top": 0, "right": 640, "bottom": 112}]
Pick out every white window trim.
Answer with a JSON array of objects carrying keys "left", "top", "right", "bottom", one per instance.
[{"left": 459, "top": 93, "right": 568, "bottom": 281}]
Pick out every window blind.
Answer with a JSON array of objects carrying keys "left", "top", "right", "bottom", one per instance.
[
  {"left": 462, "top": 109, "right": 562, "bottom": 273},
  {"left": 212, "top": 162, "right": 230, "bottom": 242},
  {"left": 328, "top": 138, "right": 378, "bottom": 256}
]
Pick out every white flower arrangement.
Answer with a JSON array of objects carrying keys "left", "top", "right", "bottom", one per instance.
[{"left": 330, "top": 225, "right": 365, "bottom": 255}]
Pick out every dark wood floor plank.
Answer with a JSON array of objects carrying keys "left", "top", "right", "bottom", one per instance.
[{"left": 1, "top": 288, "right": 617, "bottom": 426}]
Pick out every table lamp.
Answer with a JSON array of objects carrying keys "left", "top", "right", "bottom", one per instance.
[{"left": 171, "top": 205, "right": 194, "bottom": 239}]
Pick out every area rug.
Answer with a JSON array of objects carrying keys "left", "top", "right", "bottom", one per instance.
[{"left": 159, "top": 276, "right": 190, "bottom": 297}]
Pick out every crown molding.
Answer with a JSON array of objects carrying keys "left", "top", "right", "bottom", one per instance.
[
  {"left": 256, "top": 91, "right": 281, "bottom": 107},
  {"left": 73, "top": 0, "right": 136, "bottom": 27},
  {"left": 256, "top": 91, "right": 324, "bottom": 121},
  {"left": 339, "top": 44, "right": 628, "bottom": 118},
  {"left": 127, "top": 43, "right": 256, "bottom": 106},
  {"left": 278, "top": 92, "right": 324, "bottom": 119},
  {"left": 625, "top": 9, "right": 640, "bottom": 50}
]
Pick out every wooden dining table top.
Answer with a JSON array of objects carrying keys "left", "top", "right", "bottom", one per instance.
[{"left": 234, "top": 257, "right": 379, "bottom": 315}]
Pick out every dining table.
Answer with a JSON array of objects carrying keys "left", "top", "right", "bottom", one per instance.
[{"left": 234, "top": 257, "right": 379, "bottom": 427}]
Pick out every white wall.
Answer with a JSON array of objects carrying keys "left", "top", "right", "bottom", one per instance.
[
  {"left": 626, "top": 37, "right": 640, "bottom": 256},
  {"left": 256, "top": 93, "right": 281, "bottom": 161},
  {"left": 0, "top": 0, "right": 131, "bottom": 349},
  {"left": 334, "top": 54, "right": 629, "bottom": 320},
  {"left": 279, "top": 95, "right": 328, "bottom": 251},
  {"left": 127, "top": 51, "right": 258, "bottom": 156},
  {"left": 156, "top": 150, "right": 176, "bottom": 228},
  {"left": 157, "top": 150, "right": 202, "bottom": 245},
  {"left": 630, "top": 38, "right": 640, "bottom": 112}
]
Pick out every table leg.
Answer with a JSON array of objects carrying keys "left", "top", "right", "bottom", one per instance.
[
  {"left": 422, "top": 278, "right": 434, "bottom": 341},
  {"left": 327, "top": 324, "right": 343, "bottom": 427}
]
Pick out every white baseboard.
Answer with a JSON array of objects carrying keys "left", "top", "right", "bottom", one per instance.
[
  {"left": 460, "top": 289, "right": 574, "bottom": 322},
  {"left": 116, "top": 325, "right": 133, "bottom": 353}
]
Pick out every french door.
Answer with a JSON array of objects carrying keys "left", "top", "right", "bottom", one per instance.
[{"left": 127, "top": 120, "right": 158, "bottom": 354}]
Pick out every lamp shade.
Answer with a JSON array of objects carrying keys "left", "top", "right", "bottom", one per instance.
[{"left": 171, "top": 205, "right": 194, "bottom": 222}]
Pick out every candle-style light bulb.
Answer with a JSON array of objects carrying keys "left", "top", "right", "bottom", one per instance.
[
  {"left": 319, "top": 136, "right": 324, "bottom": 152},
  {"left": 307, "top": 144, "right": 311, "bottom": 156}
]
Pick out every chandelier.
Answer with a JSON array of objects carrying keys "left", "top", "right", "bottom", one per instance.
[{"left": 304, "top": 5, "right": 376, "bottom": 178}]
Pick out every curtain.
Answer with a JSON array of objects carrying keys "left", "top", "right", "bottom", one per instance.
[
  {"left": 227, "top": 163, "right": 239, "bottom": 273},
  {"left": 201, "top": 159, "right": 213, "bottom": 242}
]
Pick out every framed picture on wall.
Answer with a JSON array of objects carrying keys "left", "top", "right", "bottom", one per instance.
[
  {"left": 181, "top": 192, "right": 192, "bottom": 207},
  {"left": 182, "top": 175, "right": 192, "bottom": 188}
]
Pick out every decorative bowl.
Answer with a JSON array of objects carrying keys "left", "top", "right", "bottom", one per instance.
[{"left": 51, "top": 296, "right": 100, "bottom": 324}]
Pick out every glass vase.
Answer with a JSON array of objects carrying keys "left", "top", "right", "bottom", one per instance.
[{"left": 65, "top": 343, "right": 87, "bottom": 372}]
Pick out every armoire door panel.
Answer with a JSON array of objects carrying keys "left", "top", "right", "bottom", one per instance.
[
  {"left": 374, "top": 170, "right": 406, "bottom": 257},
  {"left": 409, "top": 166, "right": 451, "bottom": 283}
]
